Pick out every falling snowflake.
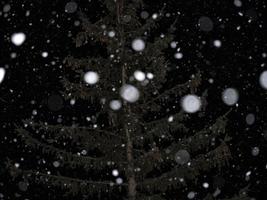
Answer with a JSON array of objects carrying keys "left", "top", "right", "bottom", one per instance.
[
  {"left": 120, "top": 84, "right": 140, "bottom": 103},
  {"left": 132, "top": 39, "right": 145, "bottom": 52},
  {"left": 134, "top": 70, "right": 146, "bottom": 81},
  {"left": 175, "top": 149, "right": 190, "bottom": 165},
  {"left": 0, "top": 68, "right": 6, "bottom": 84},
  {"left": 222, "top": 88, "right": 239, "bottom": 106},
  {"left": 259, "top": 71, "right": 267, "bottom": 89},
  {"left": 110, "top": 100, "right": 122, "bottom": 110},
  {"left": 65, "top": 1, "right": 78, "bottom": 13},
  {"left": 84, "top": 71, "right": 99, "bottom": 85},
  {"left": 181, "top": 94, "right": 201, "bottom": 113},
  {"left": 11, "top": 32, "right": 26, "bottom": 46},
  {"left": 213, "top": 40, "right": 222, "bottom": 48}
]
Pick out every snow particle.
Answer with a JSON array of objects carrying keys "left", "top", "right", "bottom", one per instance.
[
  {"left": 168, "top": 116, "right": 174, "bottom": 122},
  {"left": 213, "top": 40, "right": 222, "bottom": 48},
  {"left": 222, "top": 88, "right": 239, "bottom": 106},
  {"left": 170, "top": 41, "right": 177, "bottom": 48},
  {"left": 41, "top": 52, "right": 48, "bottom": 58},
  {"left": 134, "top": 70, "right": 146, "bottom": 81},
  {"left": 187, "top": 191, "right": 196, "bottom": 199},
  {"left": 18, "top": 181, "right": 28, "bottom": 191},
  {"left": 32, "top": 109, "right": 37, "bottom": 115},
  {"left": 152, "top": 13, "right": 158, "bottom": 19},
  {"left": 132, "top": 39, "right": 145, "bottom": 52},
  {"left": 198, "top": 16, "right": 213, "bottom": 32},
  {"left": 84, "top": 71, "right": 99, "bottom": 85},
  {"left": 120, "top": 84, "right": 140, "bottom": 103},
  {"left": 203, "top": 182, "right": 209, "bottom": 188},
  {"left": 234, "top": 0, "right": 242, "bottom": 7},
  {"left": 108, "top": 31, "right": 115, "bottom": 38},
  {"left": 175, "top": 149, "right": 190, "bottom": 165},
  {"left": 0, "top": 68, "right": 6, "bottom": 84},
  {"left": 208, "top": 78, "right": 214, "bottom": 84},
  {"left": 246, "top": 113, "right": 255, "bottom": 125},
  {"left": 181, "top": 94, "right": 201, "bottom": 113},
  {"left": 3, "top": 4, "right": 11, "bottom": 12},
  {"left": 146, "top": 72, "right": 154, "bottom": 79},
  {"left": 141, "top": 11, "right": 149, "bottom": 19},
  {"left": 112, "top": 169, "right": 119, "bottom": 177},
  {"left": 11, "top": 32, "right": 26, "bottom": 46},
  {"left": 65, "top": 1, "right": 78, "bottom": 13},
  {"left": 251, "top": 147, "right": 259, "bottom": 156},
  {"left": 174, "top": 52, "right": 183, "bottom": 59},
  {"left": 53, "top": 161, "right": 60, "bottom": 168},
  {"left": 110, "top": 100, "right": 122, "bottom": 111},
  {"left": 259, "top": 71, "right": 267, "bottom": 89},
  {"left": 70, "top": 99, "right": 76, "bottom": 105},
  {"left": 116, "top": 177, "right": 123, "bottom": 184}
]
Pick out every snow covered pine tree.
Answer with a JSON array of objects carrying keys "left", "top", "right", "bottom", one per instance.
[{"left": 9, "top": 0, "right": 250, "bottom": 199}]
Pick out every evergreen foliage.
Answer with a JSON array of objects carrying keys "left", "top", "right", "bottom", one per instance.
[{"left": 6, "top": 0, "right": 251, "bottom": 199}]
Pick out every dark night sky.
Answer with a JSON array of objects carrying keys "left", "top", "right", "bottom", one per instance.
[{"left": 0, "top": 0, "right": 267, "bottom": 199}]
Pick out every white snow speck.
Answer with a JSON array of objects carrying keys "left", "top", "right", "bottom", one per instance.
[
  {"left": 203, "top": 182, "right": 209, "bottom": 188},
  {"left": 53, "top": 161, "right": 60, "bottom": 168},
  {"left": 108, "top": 31, "right": 115, "bottom": 38},
  {"left": 0, "top": 68, "right": 6, "bottom": 84},
  {"left": 251, "top": 147, "right": 259, "bottom": 156},
  {"left": 168, "top": 116, "right": 174, "bottom": 122},
  {"left": 84, "top": 71, "right": 99, "bottom": 85},
  {"left": 120, "top": 84, "right": 140, "bottom": 103},
  {"left": 141, "top": 11, "right": 149, "bottom": 19},
  {"left": 187, "top": 191, "right": 196, "bottom": 199},
  {"left": 11, "top": 32, "right": 26, "bottom": 46},
  {"left": 42, "top": 52, "right": 48, "bottom": 58},
  {"left": 110, "top": 100, "right": 122, "bottom": 110},
  {"left": 198, "top": 16, "right": 213, "bottom": 32},
  {"left": 259, "top": 71, "right": 267, "bottom": 89},
  {"left": 181, "top": 94, "right": 201, "bottom": 113},
  {"left": 152, "top": 13, "right": 158, "bottom": 19},
  {"left": 213, "top": 40, "right": 222, "bottom": 48},
  {"left": 234, "top": 0, "right": 242, "bottom": 7},
  {"left": 134, "top": 70, "right": 146, "bottom": 81},
  {"left": 3, "top": 4, "right": 11, "bottom": 12},
  {"left": 246, "top": 113, "right": 255, "bottom": 125},
  {"left": 174, "top": 52, "right": 183, "bottom": 59},
  {"left": 116, "top": 177, "right": 123, "bottom": 184},
  {"left": 222, "top": 88, "right": 239, "bottom": 106},
  {"left": 70, "top": 99, "right": 76, "bottom": 105},
  {"left": 112, "top": 169, "right": 119, "bottom": 177},
  {"left": 65, "top": 1, "right": 78, "bottom": 13},
  {"left": 146, "top": 72, "right": 154, "bottom": 79},
  {"left": 170, "top": 41, "right": 177, "bottom": 48},
  {"left": 132, "top": 39, "right": 145, "bottom": 52},
  {"left": 175, "top": 149, "right": 190, "bottom": 165}
]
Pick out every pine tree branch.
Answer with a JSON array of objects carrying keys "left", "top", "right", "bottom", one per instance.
[
  {"left": 16, "top": 128, "right": 127, "bottom": 170},
  {"left": 162, "top": 110, "right": 231, "bottom": 157},
  {"left": 141, "top": 71, "right": 202, "bottom": 107},
  {"left": 137, "top": 142, "right": 231, "bottom": 193},
  {"left": 24, "top": 120, "right": 124, "bottom": 140},
  {"left": 64, "top": 56, "right": 109, "bottom": 71},
  {"left": 203, "top": 185, "right": 250, "bottom": 200},
  {"left": 7, "top": 165, "right": 127, "bottom": 196},
  {"left": 133, "top": 4, "right": 167, "bottom": 36},
  {"left": 132, "top": 111, "right": 231, "bottom": 178},
  {"left": 61, "top": 77, "right": 116, "bottom": 101}
]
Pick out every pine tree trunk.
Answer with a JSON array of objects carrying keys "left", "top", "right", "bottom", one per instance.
[
  {"left": 117, "top": 1, "right": 137, "bottom": 198},
  {"left": 122, "top": 66, "right": 137, "bottom": 200},
  {"left": 125, "top": 118, "right": 137, "bottom": 200}
]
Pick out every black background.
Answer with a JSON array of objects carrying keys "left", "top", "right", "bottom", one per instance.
[{"left": 0, "top": 0, "right": 266, "bottom": 199}]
